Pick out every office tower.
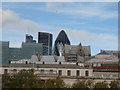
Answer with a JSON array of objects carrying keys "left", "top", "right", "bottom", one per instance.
[
  {"left": 0, "top": 41, "right": 9, "bottom": 65},
  {"left": 21, "top": 42, "right": 43, "bottom": 59},
  {"left": 26, "top": 34, "right": 36, "bottom": 43},
  {"left": 9, "top": 48, "right": 22, "bottom": 61},
  {"left": 54, "top": 30, "right": 70, "bottom": 56},
  {"left": 38, "top": 32, "right": 53, "bottom": 55}
]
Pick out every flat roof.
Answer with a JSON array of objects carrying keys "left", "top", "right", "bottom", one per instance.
[{"left": 3, "top": 64, "right": 92, "bottom": 69}]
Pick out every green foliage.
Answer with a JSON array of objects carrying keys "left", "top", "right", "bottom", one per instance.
[
  {"left": 85, "top": 79, "right": 94, "bottom": 89},
  {"left": 45, "top": 77, "right": 66, "bottom": 88},
  {"left": 109, "top": 80, "right": 120, "bottom": 89},
  {"left": 2, "top": 70, "right": 66, "bottom": 88},
  {"left": 2, "top": 69, "right": 42, "bottom": 88},
  {"left": 2, "top": 70, "right": 120, "bottom": 89},
  {"left": 72, "top": 79, "right": 89, "bottom": 88},
  {"left": 94, "top": 81, "right": 109, "bottom": 88}
]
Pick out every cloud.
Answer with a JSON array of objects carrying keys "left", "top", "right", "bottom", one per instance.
[
  {"left": 2, "top": 9, "right": 41, "bottom": 33},
  {"left": 61, "top": 29, "right": 118, "bottom": 52},
  {"left": 1, "top": 9, "right": 56, "bottom": 36},
  {"left": 43, "top": 2, "right": 117, "bottom": 19},
  {"left": 1, "top": 9, "right": 45, "bottom": 47}
]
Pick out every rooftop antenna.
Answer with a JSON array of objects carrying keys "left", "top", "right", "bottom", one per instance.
[{"left": 27, "top": 25, "right": 30, "bottom": 35}]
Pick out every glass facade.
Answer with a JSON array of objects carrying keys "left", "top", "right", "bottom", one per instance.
[
  {"left": 1, "top": 41, "right": 46, "bottom": 65},
  {"left": 54, "top": 30, "right": 70, "bottom": 56},
  {"left": 0, "top": 41, "right": 2, "bottom": 66},
  {"left": 21, "top": 42, "right": 43, "bottom": 59},
  {"left": 38, "top": 32, "right": 53, "bottom": 55},
  {"left": 9, "top": 48, "right": 22, "bottom": 61},
  {"left": 1, "top": 41, "right": 9, "bottom": 65}
]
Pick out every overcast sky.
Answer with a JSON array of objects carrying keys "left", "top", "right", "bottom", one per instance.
[{"left": 1, "top": 2, "right": 118, "bottom": 55}]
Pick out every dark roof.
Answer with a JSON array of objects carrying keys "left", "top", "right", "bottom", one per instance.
[{"left": 97, "top": 52, "right": 110, "bottom": 55}]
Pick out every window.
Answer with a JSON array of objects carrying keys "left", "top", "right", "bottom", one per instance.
[
  {"left": 58, "top": 70, "right": 62, "bottom": 76},
  {"left": 50, "top": 70, "right": 53, "bottom": 74},
  {"left": 40, "top": 69, "right": 44, "bottom": 74},
  {"left": 67, "top": 70, "right": 71, "bottom": 76},
  {"left": 76, "top": 70, "right": 80, "bottom": 76},
  {"left": 4, "top": 69, "right": 8, "bottom": 74},
  {"left": 85, "top": 71, "right": 89, "bottom": 76}
]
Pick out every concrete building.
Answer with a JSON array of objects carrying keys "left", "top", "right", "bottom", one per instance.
[{"left": 0, "top": 62, "right": 93, "bottom": 79}]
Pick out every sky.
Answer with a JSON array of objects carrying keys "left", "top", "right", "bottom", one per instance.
[{"left": 1, "top": 2, "right": 118, "bottom": 55}]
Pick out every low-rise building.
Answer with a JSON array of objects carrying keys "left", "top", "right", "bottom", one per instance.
[
  {"left": 64, "top": 43, "right": 91, "bottom": 62},
  {"left": 0, "top": 62, "right": 93, "bottom": 79},
  {"left": 85, "top": 52, "right": 120, "bottom": 79}
]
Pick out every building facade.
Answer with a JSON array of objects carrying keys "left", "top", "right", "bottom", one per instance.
[
  {"left": 0, "top": 41, "right": 9, "bottom": 65},
  {"left": 100, "top": 50, "right": 120, "bottom": 58},
  {"left": 64, "top": 43, "right": 91, "bottom": 62},
  {"left": 9, "top": 48, "right": 22, "bottom": 61},
  {"left": 21, "top": 42, "right": 43, "bottom": 59},
  {"left": 38, "top": 32, "right": 53, "bottom": 55},
  {"left": 25, "top": 34, "right": 36, "bottom": 43},
  {"left": 85, "top": 52, "right": 120, "bottom": 79},
  {"left": 0, "top": 63, "right": 93, "bottom": 79},
  {"left": 54, "top": 30, "right": 70, "bottom": 56}
]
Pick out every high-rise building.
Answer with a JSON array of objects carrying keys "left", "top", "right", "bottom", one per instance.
[
  {"left": 0, "top": 41, "right": 9, "bottom": 65},
  {"left": 54, "top": 30, "right": 70, "bottom": 56},
  {"left": 26, "top": 34, "right": 36, "bottom": 43},
  {"left": 9, "top": 48, "right": 22, "bottom": 61},
  {"left": 38, "top": 32, "right": 53, "bottom": 55},
  {"left": 21, "top": 42, "right": 43, "bottom": 59}
]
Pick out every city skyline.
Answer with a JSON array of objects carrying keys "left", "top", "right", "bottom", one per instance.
[{"left": 1, "top": 2, "right": 118, "bottom": 55}]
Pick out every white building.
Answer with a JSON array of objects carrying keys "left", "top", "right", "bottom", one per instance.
[{"left": 0, "top": 62, "right": 93, "bottom": 79}]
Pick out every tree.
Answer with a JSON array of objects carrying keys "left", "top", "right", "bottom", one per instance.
[
  {"left": 45, "top": 77, "right": 66, "bottom": 88},
  {"left": 2, "top": 69, "right": 43, "bottom": 88},
  {"left": 72, "top": 79, "right": 89, "bottom": 88},
  {"left": 109, "top": 80, "right": 120, "bottom": 89},
  {"left": 2, "top": 73, "right": 12, "bottom": 88},
  {"left": 94, "top": 81, "right": 109, "bottom": 88},
  {"left": 85, "top": 79, "right": 94, "bottom": 89},
  {"left": 54, "top": 77, "right": 66, "bottom": 88}
]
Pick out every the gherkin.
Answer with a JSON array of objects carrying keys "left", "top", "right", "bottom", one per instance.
[{"left": 54, "top": 30, "right": 70, "bottom": 56}]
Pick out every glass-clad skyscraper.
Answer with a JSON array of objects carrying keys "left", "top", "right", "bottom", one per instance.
[
  {"left": 54, "top": 30, "right": 70, "bottom": 56},
  {"left": 0, "top": 41, "right": 9, "bottom": 65},
  {"left": 21, "top": 42, "right": 43, "bottom": 59},
  {"left": 38, "top": 32, "right": 53, "bottom": 55}
]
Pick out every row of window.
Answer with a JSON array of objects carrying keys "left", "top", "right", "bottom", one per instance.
[
  {"left": 4, "top": 69, "right": 89, "bottom": 77},
  {"left": 58, "top": 70, "right": 89, "bottom": 76},
  {"left": 39, "top": 69, "right": 89, "bottom": 76}
]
